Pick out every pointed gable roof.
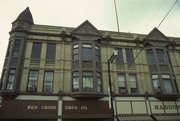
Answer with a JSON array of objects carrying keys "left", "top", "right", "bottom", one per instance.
[
  {"left": 13, "top": 7, "right": 34, "bottom": 24},
  {"left": 144, "top": 27, "right": 169, "bottom": 41},
  {"left": 72, "top": 20, "right": 102, "bottom": 37}
]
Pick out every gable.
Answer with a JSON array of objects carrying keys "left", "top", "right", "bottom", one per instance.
[
  {"left": 72, "top": 20, "right": 102, "bottom": 37},
  {"left": 144, "top": 28, "right": 169, "bottom": 41}
]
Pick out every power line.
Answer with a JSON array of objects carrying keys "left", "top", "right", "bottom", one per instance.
[
  {"left": 157, "top": 0, "right": 177, "bottom": 28},
  {"left": 114, "top": 0, "right": 120, "bottom": 32}
]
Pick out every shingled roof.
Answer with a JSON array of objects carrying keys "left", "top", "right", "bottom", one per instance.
[{"left": 13, "top": 7, "right": 34, "bottom": 24}]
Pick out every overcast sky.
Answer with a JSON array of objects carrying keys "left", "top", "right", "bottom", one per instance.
[{"left": 0, "top": 0, "right": 180, "bottom": 74}]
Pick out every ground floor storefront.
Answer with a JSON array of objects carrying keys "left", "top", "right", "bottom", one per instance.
[{"left": 115, "top": 97, "right": 180, "bottom": 121}]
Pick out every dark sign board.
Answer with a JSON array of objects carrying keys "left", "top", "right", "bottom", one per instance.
[
  {"left": 63, "top": 101, "right": 111, "bottom": 115},
  {"left": 1, "top": 100, "right": 58, "bottom": 115}
]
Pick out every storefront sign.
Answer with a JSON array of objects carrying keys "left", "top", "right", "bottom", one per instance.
[
  {"left": 116, "top": 101, "right": 148, "bottom": 114},
  {"left": 1, "top": 100, "right": 58, "bottom": 115},
  {"left": 63, "top": 101, "right": 111, "bottom": 115},
  {"left": 150, "top": 101, "right": 180, "bottom": 114}
]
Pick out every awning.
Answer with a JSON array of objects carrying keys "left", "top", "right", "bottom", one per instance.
[
  {"left": 118, "top": 115, "right": 153, "bottom": 121},
  {"left": 153, "top": 115, "right": 180, "bottom": 121}
]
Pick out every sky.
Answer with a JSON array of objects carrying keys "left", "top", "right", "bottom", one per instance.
[{"left": 0, "top": 0, "right": 180, "bottom": 74}]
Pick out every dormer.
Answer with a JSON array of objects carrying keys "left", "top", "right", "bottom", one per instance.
[
  {"left": 71, "top": 20, "right": 102, "bottom": 41},
  {"left": 143, "top": 28, "right": 171, "bottom": 47}
]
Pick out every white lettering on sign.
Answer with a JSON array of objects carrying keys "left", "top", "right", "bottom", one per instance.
[
  {"left": 27, "top": 105, "right": 56, "bottom": 110},
  {"left": 64, "top": 105, "right": 88, "bottom": 110},
  {"left": 27, "top": 105, "right": 38, "bottom": 110},
  {"left": 41, "top": 105, "right": 56, "bottom": 110}
]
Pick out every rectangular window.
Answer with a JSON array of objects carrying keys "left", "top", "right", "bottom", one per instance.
[
  {"left": 83, "top": 44, "right": 92, "bottom": 59},
  {"left": 157, "top": 49, "right": 166, "bottom": 63},
  {"left": 162, "top": 74, "right": 173, "bottom": 93},
  {"left": 126, "top": 49, "right": 134, "bottom": 64},
  {"left": 118, "top": 74, "right": 127, "bottom": 94},
  {"left": 46, "top": 43, "right": 56, "bottom": 60},
  {"left": 83, "top": 71, "right": 93, "bottom": 92},
  {"left": 43, "top": 71, "right": 54, "bottom": 92},
  {"left": 129, "top": 74, "right": 138, "bottom": 93},
  {"left": 151, "top": 74, "right": 161, "bottom": 93},
  {"left": 95, "top": 45, "right": 100, "bottom": 61},
  {"left": 6, "top": 69, "right": 16, "bottom": 90},
  {"left": 72, "top": 72, "right": 79, "bottom": 92},
  {"left": 73, "top": 44, "right": 79, "bottom": 60},
  {"left": 12, "top": 39, "right": 21, "bottom": 56},
  {"left": 27, "top": 70, "right": 38, "bottom": 92},
  {"left": 116, "top": 48, "right": 123, "bottom": 64},
  {"left": 31, "top": 42, "right": 42, "bottom": 59},
  {"left": 96, "top": 72, "right": 101, "bottom": 92},
  {"left": 146, "top": 49, "right": 155, "bottom": 64}
]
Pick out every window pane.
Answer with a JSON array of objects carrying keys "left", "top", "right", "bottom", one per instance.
[
  {"left": 6, "top": 69, "right": 16, "bottom": 90},
  {"left": 27, "top": 70, "right": 38, "bottom": 92},
  {"left": 73, "top": 48, "right": 79, "bottom": 54},
  {"left": 31, "top": 43, "right": 42, "bottom": 59},
  {"left": 73, "top": 55, "right": 79, "bottom": 60},
  {"left": 83, "top": 48, "right": 92, "bottom": 59},
  {"left": 162, "top": 74, "right": 170, "bottom": 79},
  {"left": 152, "top": 74, "right": 158, "bottom": 79},
  {"left": 73, "top": 72, "right": 79, "bottom": 76},
  {"left": 129, "top": 74, "right": 137, "bottom": 88},
  {"left": 147, "top": 49, "right": 155, "bottom": 64},
  {"left": 46, "top": 43, "right": 56, "bottom": 59},
  {"left": 118, "top": 74, "right": 125, "bottom": 87},
  {"left": 126, "top": 49, "right": 134, "bottom": 64},
  {"left": 83, "top": 77, "right": 93, "bottom": 92},
  {"left": 157, "top": 49, "right": 166, "bottom": 63},
  {"left": 73, "top": 44, "right": 79, "bottom": 48},
  {"left": 44, "top": 72, "right": 54, "bottom": 82},
  {"left": 152, "top": 79, "right": 160, "bottom": 89},
  {"left": 12, "top": 40, "right": 21, "bottom": 56},
  {"left": 73, "top": 77, "right": 79, "bottom": 91},
  {"left": 44, "top": 71, "right": 53, "bottom": 92},
  {"left": 164, "top": 79, "right": 173, "bottom": 93},
  {"left": 116, "top": 48, "right": 123, "bottom": 64}
]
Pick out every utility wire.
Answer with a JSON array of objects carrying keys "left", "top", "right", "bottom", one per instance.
[
  {"left": 114, "top": 0, "right": 120, "bottom": 32},
  {"left": 157, "top": 0, "right": 177, "bottom": 28},
  {"left": 142, "top": 0, "right": 165, "bottom": 32}
]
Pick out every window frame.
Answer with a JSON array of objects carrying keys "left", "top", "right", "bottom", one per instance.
[
  {"left": 31, "top": 42, "right": 42, "bottom": 59},
  {"left": 6, "top": 69, "right": 16, "bottom": 90},
  {"left": 46, "top": 43, "right": 56, "bottom": 60},
  {"left": 43, "top": 71, "right": 54, "bottom": 92},
  {"left": 27, "top": 70, "right": 39, "bottom": 92}
]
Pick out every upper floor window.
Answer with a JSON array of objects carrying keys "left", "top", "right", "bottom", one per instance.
[
  {"left": 157, "top": 49, "right": 166, "bottom": 63},
  {"left": 31, "top": 43, "right": 42, "bottom": 59},
  {"left": 46, "top": 43, "right": 56, "bottom": 60},
  {"left": 43, "top": 71, "right": 54, "bottom": 92},
  {"left": 73, "top": 44, "right": 79, "bottom": 60},
  {"left": 95, "top": 45, "right": 100, "bottom": 61},
  {"left": 72, "top": 42, "right": 102, "bottom": 93},
  {"left": 96, "top": 72, "right": 101, "bottom": 92},
  {"left": 6, "top": 69, "right": 16, "bottom": 90},
  {"left": 72, "top": 71, "right": 79, "bottom": 92},
  {"left": 146, "top": 49, "right": 155, "bottom": 64},
  {"left": 83, "top": 44, "right": 92, "bottom": 59},
  {"left": 151, "top": 74, "right": 160, "bottom": 92},
  {"left": 162, "top": 74, "right": 173, "bottom": 93},
  {"left": 27, "top": 70, "right": 39, "bottom": 92},
  {"left": 129, "top": 74, "right": 138, "bottom": 94},
  {"left": 118, "top": 74, "right": 126, "bottom": 94},
  {"left": 116, "top": 48, "right": 123, "bottom": 64},
  {"left": 12, "top": 39, "right": 21, "bottom": 56},
  {"left": 83, "top": 71, "right": 93, "bottom": 92},
  {"left": 126, "top": 49, "right": 134, "bottom": 64}
]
